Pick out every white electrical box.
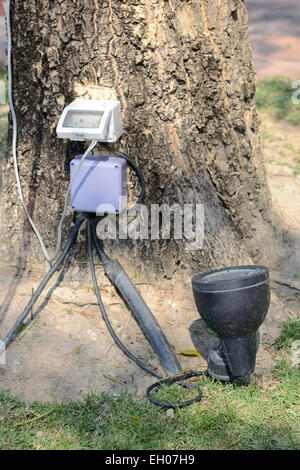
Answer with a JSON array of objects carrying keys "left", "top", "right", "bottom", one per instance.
[{"left": 56, "top": 99, "right": 122, "bottom": 142}]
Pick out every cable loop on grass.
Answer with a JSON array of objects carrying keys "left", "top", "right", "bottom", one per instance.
[{"left": 146, "top": 370, "right": 206, "bottom": 408}]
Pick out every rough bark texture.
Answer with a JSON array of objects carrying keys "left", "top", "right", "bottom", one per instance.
[{"left": 0, "top": 0, "right": 284, "bottom": 277}]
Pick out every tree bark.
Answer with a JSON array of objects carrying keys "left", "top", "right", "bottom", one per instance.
[{"left": 0, "top": 0, "right": 283, "bottom": 277}]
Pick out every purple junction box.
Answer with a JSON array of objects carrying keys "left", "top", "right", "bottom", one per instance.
[{"left": 70, "top": 155, "right": 127, "bottom": 214}]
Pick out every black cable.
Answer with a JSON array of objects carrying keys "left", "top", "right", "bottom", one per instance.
[
  {"left": 87, "top": 216, "right": 161, "bottom": 379},
  {"left": 92, "top": 216, "right": 184, "bottom": 378},
  {"left": 146, "top": 370, "right": 205, "bottom": 408},
  {"left": 92, "top": 144, "right": 146, "bottom": 264},
  {"left": 88, "top": 215, "right": 205, "bottom": 407},
  {"left": 0, "top": 214, "right": 87, "bottom": 355},
  {"left": 100, "top": 143, "right": 145, "bottom": 211},
  {"left": 91, "top": 216, "right": 110, "bottom": 263},
  {"left": 21, "top": 243, "right": 76, "bottom": 332},
  {"left": 90, "top": 150, "right": 205, "bottom": 407}
]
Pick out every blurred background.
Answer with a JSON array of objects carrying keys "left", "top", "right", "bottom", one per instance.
[{"left": 246, "top": 0, "right": 300, "bottom": 79}]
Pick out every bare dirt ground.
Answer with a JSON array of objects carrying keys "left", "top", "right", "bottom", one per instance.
[{"left": 0, "top": 112, "right": 299, "bottom": 403}]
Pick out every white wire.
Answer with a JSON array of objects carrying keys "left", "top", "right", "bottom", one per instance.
[
  {"left": 50, "top": 139, "right": 97, "bottom": 262},
  {"left": 6, "top": 0, "right": 52, "bottom": 264},
  {"left": 6, "top": 1, "right": 97, "bottom": 265}
]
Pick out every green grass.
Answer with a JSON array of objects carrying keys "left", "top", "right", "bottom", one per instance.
[
  {"left": 273, "top": 318, "right": 300, "bottom": 351},
  {"left": 258, "top": 77, "right": 300, "bottom": 175},
  {"left": 256, "top": 76, "right": 300, "bottom": 125},
  {"left": 0, "top": 351, "right": 299, "bottom": 450}
]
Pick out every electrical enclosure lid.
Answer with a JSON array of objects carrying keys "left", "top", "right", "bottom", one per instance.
[
  {"left": 70, "top": 155, "right": 127, "bottom": 214},
  {"left": 56, "top": 99, "right": 122, "bottom": 142}
]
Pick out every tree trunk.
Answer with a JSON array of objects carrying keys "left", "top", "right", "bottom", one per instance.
[{"left": 0, "top": 0, "right": 283, "bottom": 277}]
